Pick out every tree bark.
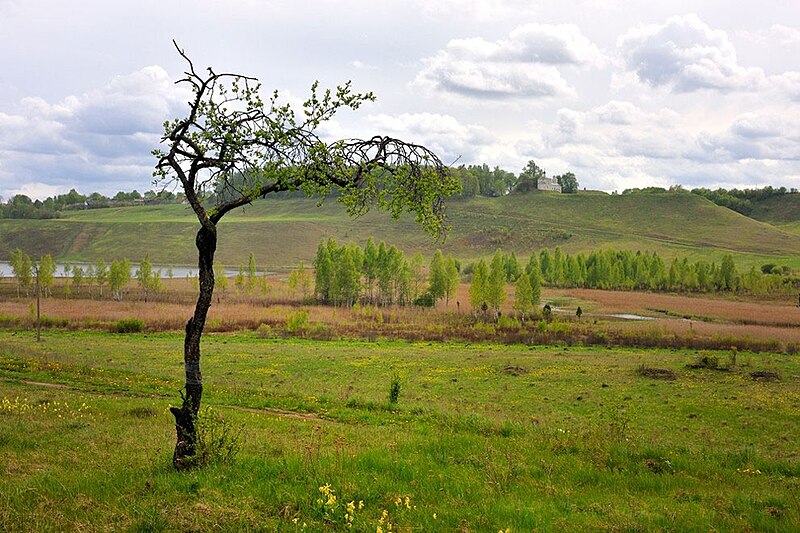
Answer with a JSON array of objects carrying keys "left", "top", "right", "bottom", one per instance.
[{"left": 170, "top": 224, "right": 216, "bottom": 469}]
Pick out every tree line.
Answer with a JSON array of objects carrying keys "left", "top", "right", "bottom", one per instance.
[
  {"left": 313, "top": 238, "right": 435, "bottom": 307},
  {"left": 622, "top": 185, "right": 797, "bottom": 216},
  {"left": 0, "top": 159, "right": 582, "bottom": 221},
  {"left": 6, "top": 249, "right": 162, "bottom": 300},
  {"left": 303, "top": 240, "right": 798, "bottom": 312},
  {"left": 480, "top": 247, "right": 797, "bottom": 297},
  {"left": 0, "top": 189, "right": 185, "bottom": 219}
]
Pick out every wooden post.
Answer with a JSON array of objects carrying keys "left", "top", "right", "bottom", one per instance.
[{"left": 35, "top": 264, "right": 41, "bottom": 342}]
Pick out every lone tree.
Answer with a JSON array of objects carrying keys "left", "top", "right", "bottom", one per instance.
[{"left": 153, "top": 43, "right": 459, "bottom": 469}]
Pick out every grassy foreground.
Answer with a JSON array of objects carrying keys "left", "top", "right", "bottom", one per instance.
[{"left": 1, "top": 329, "right": 798, "bottom": 531}]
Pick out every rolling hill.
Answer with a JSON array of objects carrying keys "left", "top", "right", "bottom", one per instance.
[{"left": 2, "top": 191, "right": 799, "bottom": 270}]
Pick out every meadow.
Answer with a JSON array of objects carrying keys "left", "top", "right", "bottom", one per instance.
[{"left": 1, "top": 279, "right": 799, "bottom": 531}]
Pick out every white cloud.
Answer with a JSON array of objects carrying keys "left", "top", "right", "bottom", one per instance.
[
  {"left": 408, "top": 0, "right": 537, "bottom": 21},
  {"left": 0, "top": 66, "right": 189, "bottom": 198},
  {"left": 771, "top": 24, "right": 800, "bottom": 46},
  {"left": 364, "top": 112, "right": 499, "bottom": 165},
  {"left": 618, "top": 14, "right": 762, "bottom": 93},
  {"left": 514, "top": 101, "right": 800, "bottom": 192},
  {"left": 740, "top": 24, "right": 800, "bottom": 47},
  {"left": 9, "top": 182, "right": 63, "bottom": 199},
  {"left": 414, "top": 23, "right": 603, "bottom": 99}
]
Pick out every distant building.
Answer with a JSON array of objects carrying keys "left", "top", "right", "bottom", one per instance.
[{"left": 537, "top": 176, "right": 561, "bottom": 192}]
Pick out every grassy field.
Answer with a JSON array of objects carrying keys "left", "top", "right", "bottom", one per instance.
[
  {"left": 3, "top": 191, "right": 800, "bottom": 270},
  {"left": 1, "top": 326, "right": 798, "bottom": 531}
]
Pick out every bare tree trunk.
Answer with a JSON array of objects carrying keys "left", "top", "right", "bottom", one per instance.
[{"left": 170, "top": 224, "right": 216, "bottom": 469}]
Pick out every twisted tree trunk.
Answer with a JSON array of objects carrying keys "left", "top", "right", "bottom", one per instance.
[{"left": 170, "top": 224, "right": 216, "bottom": 469}]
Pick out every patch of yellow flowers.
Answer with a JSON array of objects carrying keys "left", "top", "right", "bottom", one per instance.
[
  {"left": 291, "top": 482, "right": 512, "bottom": 531},
  {"left": 311, "top": 483, "right": 365, "bottom": 529},
  {"left": 0, "top": 396, "right": 93, "bottom": 422}
]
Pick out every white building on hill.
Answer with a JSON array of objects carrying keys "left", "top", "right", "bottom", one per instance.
[{"left": 537, "top": 176, "right": 561, "bottom": 192}]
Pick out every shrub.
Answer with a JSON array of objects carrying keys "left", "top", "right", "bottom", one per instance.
[
  {"left": 472, "top": 322, "right": 496, "bottom": 336},
  {"left": 255, "top": 323, "right": 274, "bottom": 338},
  {"left": 388, "top": 373, "right": 401, "bottom": 404},
  {"left": 688, "top": 354, "right": 719, "bottom": 370},
  {"left": 497, "top": 315, "right": 520, "bottom": 330},
  {"left": 114, "top": 318, "right": 144, "bottom": 333},
  {"left": 192, "top": 407, "right": 242, "bottom": 467},
  {"left": 286, "top": 310, "right": 310, "bottom": 334}
]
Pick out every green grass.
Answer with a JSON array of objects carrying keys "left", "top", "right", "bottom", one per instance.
[
  {"left": 3, "top": 192, "right": 800, "bottom": 269},
  {"left": 749, "top": 194, "right": 800, "bottom": 226},
  {"left": 1, "top": 329, "right": 798, "bottom": 530}
]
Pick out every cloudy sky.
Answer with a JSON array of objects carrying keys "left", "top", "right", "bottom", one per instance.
[{"left": 1, "top": 0, "right": 799, "bottom": 199}]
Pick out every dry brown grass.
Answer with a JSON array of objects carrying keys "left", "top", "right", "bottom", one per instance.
[
  {"left": 550, "top": 288, "right": 800, "bottom": 327},
  {"left": 2, "top": 278, "right": 799, "bottom": 351}
]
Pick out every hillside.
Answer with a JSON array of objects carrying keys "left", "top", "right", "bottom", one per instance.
[
  {"left": 748, "top": 193, "right": 800, "bottom": 228},
  {"left": 2, "top": 191, "right": 799, "bottom": 269}
]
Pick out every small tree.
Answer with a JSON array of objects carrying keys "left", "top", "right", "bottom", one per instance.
[
  {"left": 555, "top": 171, "right": 579, "bottom": 193},
  {"left": 428, "top": 250, "right": 446, "bottom": 304},
  {"left": 9, "top": 248, "right": 32, "bottom": 297},
  {"left": 39, "top": 254, "right": 56, "bottom": 297},
  {"left": 214, "top": 264, "right": 229, "bottom": 301},
  {"left": 409, "top": 252, "right": 426, "bottom": 303},
  {"left": 363, "top": 238, "right": 379, "bottom": 302},
  {"left": 444, "top": 254, "right": 460, "bottom": 305},
  {"left": 234, "top": 264, "right": 245, "bottom": 294},
  {"left": 514, "top": 272, "right": 534, "bottom": 322},
  {"left": 469, "top": 259, "right": 489, "bottom": 312},
  {"left": 109, "top": 259, "right": 132, "bottom": 300},
  {"left": 94, "top": 259, "right": 108, "bottom": 298},
  {"left": 153, "top": 43, "right": 457, "bottom": 468},
  {"left": 288, "top": 261, "right": 313, "bottom": 302},
  {"left": 246, "top": 253, "right": 257, "bottom": 292},
  {"left": 136, "top": 257, "right": 159, "bottom": 302},
  {"left": 487, "top": 251, "right": 507, "bottom": 317},
  {"left": 71, "top": 265, "right": 85, "bottom": 297}
]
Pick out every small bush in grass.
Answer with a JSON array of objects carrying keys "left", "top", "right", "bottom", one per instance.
[
  {"left": 497, "top": 315, "right": 519, "bottom": 330},
  {"left": 389, "top": 373, "right": 401, "bottom": 404},
  {"left": 286, "top": 310, "right": 310, "bottom": 334},
  {"left": 255, "top": 323, "right": 274, "bottom": 338},
  {"left": 192, "top": 406, "right": 242, "bottom": 467},
  {"left": 687, "top": 354, "right": 720, "bottom": 370},
  {"left": 114, "top": 318, "right": 144, "bottom": 333},
  {"left": 786, "top": 342, "right": 800, "bottom": 355}
]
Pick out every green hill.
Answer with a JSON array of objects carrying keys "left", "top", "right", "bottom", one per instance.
[
  {"left": 748, "top": 194, "right": 800, "bottom": 228},
  {"left": 2, "top": 191, "right": 799, "bottom": 270}
]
